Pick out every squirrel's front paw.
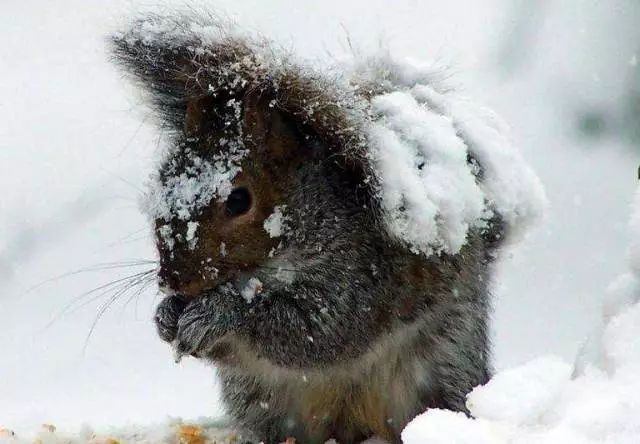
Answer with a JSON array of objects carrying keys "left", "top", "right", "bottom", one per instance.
[
  {"left": 154, "top": 294, "right": 187, "bottom": 343},
  {"left": 173, "top": 284, "right": 243, "bottom": 360}
]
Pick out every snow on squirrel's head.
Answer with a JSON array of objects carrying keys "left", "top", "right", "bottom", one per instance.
[{"left": 111, "top": 13, "right": 545, "bottom": 297}]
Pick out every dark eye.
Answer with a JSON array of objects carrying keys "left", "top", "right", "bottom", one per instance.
[{"left": 225, "top": 187, "right": 252, "bottom": 216}]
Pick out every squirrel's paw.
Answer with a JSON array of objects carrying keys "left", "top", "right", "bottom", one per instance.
[
  {"left": 173, "top": 284, "right": 242, "bottom": 360},
  {"left": 154, "top": 294, "right": 187, "bottom": 343}
]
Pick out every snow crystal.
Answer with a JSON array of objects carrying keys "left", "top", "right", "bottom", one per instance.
[
  {"left": 185, "top": 221, "right": 199, "bottom": 250},
  {"left": 240, "top": 277, "right": 263, "bottom": 303},
  {"left": 263, "top": 205, "right": 289, "bottom": 238}
]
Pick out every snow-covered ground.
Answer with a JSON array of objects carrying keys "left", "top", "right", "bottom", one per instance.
[{"left": 1, "top": 0, "right": 638, "bottom": 441}]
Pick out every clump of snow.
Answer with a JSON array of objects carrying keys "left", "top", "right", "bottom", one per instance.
[
  {"left": 402, "top": 409, "right": 507, "bottom": 444},
  {"left": 157, "top": 224, "right": 174, "bottom": 251},
  {"left": 240, "top": 277, "right": 263, "bottom": 303},
  {"left": 368, "top": 90, "right": 485, "bottom": 254},
  {"left": 185, "top": 221, "right": 199, "bottom": 250},
  {"left": 143, "top": 147, "right": 246, "bottom": 224},
  {"left": 361, "top": 55, "right": 546, "bottom": 254},
  {"left": 466, "top": 356, "right": 572, "bottom": 425},
  {"left": 402, "top": 186, "right": 640, "bottom": 443},
  {"left": 263, "top": 205, "right": 289, "bottom": 238}
]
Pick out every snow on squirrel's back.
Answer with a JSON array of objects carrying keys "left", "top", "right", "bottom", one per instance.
[{"left": 352, "top": 53, "right": 546, "bottom": 255}]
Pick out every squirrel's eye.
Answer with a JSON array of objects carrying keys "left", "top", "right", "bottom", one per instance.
[{"left": 225, "top": 187, "right": 252, "bottom": 216}]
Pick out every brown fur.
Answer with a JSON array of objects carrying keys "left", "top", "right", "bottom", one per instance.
[{"left": 158, "top": 91, "right": 308, "bottom": 297}]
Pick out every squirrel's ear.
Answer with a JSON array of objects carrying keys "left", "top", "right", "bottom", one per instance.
[
  {"left": 110, "top": 26, "right": 195, "bottom": 128},
  {"left": 242, "top": 90, "right": 309, "bottom": 162},
  {"left": 109, "top": 17, "right": 252, "bottom": 131}
]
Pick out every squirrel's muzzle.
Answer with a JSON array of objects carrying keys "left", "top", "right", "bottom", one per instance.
[{"left": 156, "top": 236, "right": 232, "bottom": 298}]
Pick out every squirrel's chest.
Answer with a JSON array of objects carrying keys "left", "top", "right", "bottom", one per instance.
[
  {"left": 230, "top": 353, "right": 428, "bottom": 443},
  {"left": 288, "top": 378, "right": 404, "bottom": 442},
  {"left": 220, "top": 326, "right": 431, "bottom": 443}
]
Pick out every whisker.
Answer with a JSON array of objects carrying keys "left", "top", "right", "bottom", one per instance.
[
  {"left": 95, "top": 234, "right": 154, "bottom": 253},
  {"left": 43, "top": 269, "right": 157, "bottom": 330},
  {"left": 120, "top": 274, "right": 157, "bottom": 317},
  {"left": 69, "top": 270, "right": 157, "bottom": 315},
  {"left": 134, "top": 278, "right": 157, "bottom": 319},
  {"left": 23, "top": 260, "right": 158, "bottom": 295},
  {"left": 98, "top": 228, "right": 151, "bottom": 249},
  {"left": 82, "top": 271, "right": 157, "bottom": 353},
  {"left": 117, "top": 112, "right": 150, "bottom": 156},
  {"left": 98, "top": 167, "right": 145, "bottom": 194}
]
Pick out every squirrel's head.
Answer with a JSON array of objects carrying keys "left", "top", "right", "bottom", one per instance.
[
  {"left": 110, "top": 17, "right": 375, "bottom": 301},
  {"left": 153, "top": 91, "right": 372, "bottom": 300}
]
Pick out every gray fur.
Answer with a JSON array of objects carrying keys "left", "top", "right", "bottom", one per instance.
[{"left": 112, "top": 14, "right": 500, "bottom": 443}]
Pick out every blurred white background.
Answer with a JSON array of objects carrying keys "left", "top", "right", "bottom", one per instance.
[{"left": 1, "top": 0, "right": 638, "bottom": 433}]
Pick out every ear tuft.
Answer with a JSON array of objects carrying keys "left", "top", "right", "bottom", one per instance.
[{"left": 109, "top": 14, "right": 263, "bottom": 130}]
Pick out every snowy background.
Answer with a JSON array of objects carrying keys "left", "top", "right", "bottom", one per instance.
[{"left": 1, "top": 0, "right": 639, "bottom": 438}]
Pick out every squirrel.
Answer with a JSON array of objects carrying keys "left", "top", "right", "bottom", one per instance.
[{"left": 111, "top": 13, "right": 541, "bottom": 444}]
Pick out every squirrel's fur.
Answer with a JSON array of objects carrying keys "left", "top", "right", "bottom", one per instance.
[{"left": 111, "top": 14, "right": 504, "bottom": 443}]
